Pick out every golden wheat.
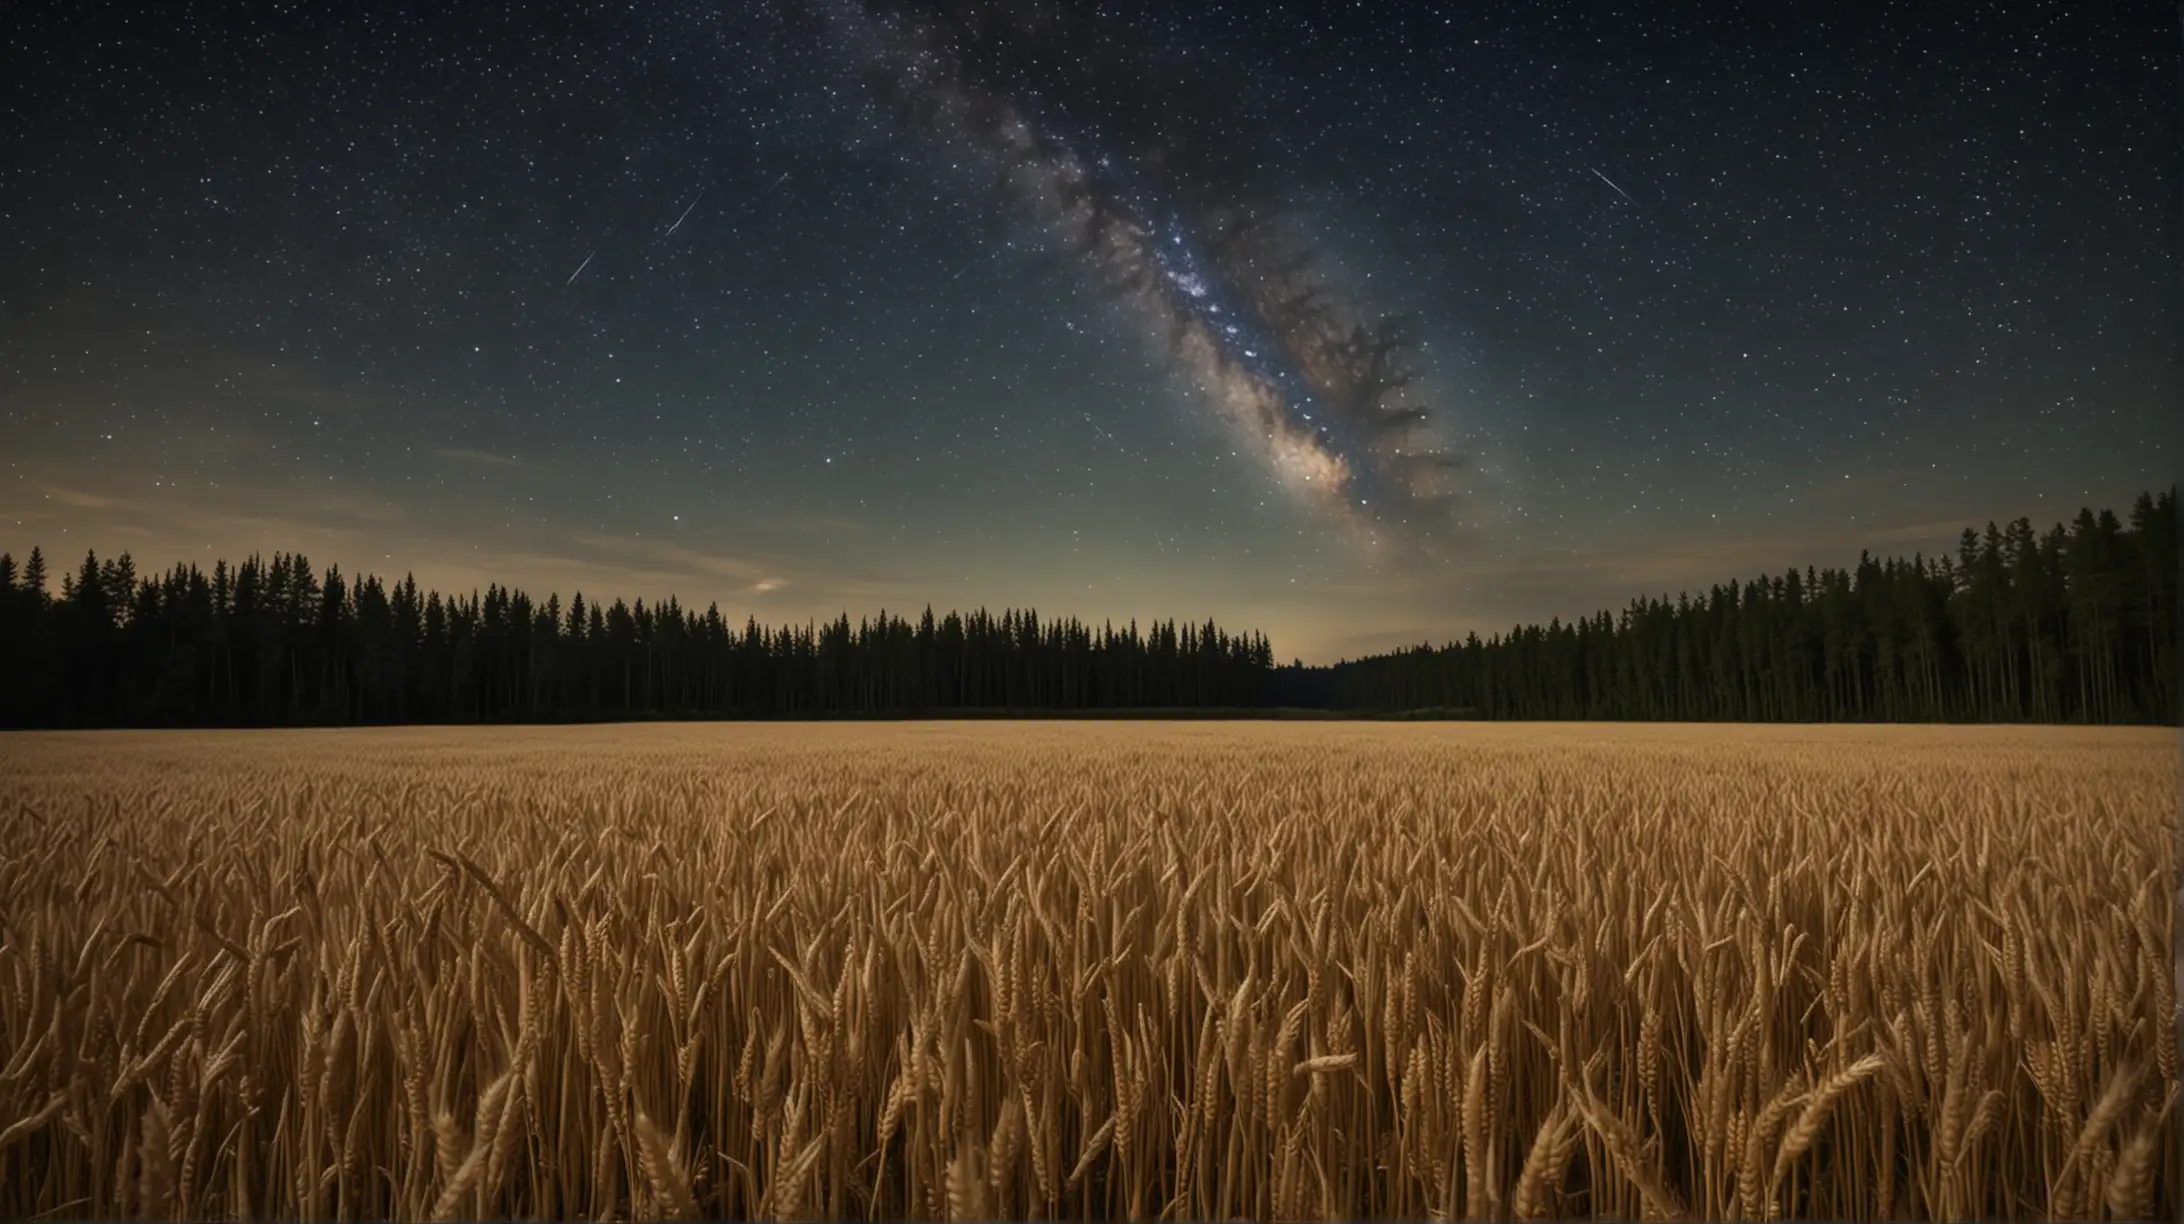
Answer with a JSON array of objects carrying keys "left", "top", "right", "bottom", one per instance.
[{"left": 0, "top": 722, "right": 2173, "bottom": 1220}]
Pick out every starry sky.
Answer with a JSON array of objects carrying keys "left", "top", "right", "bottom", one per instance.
[{"left": 3, "top": 0, "right": 2174, "bottom": 663}]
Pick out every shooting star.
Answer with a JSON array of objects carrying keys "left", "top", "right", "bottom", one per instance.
[
  {"left": 664, "top": 188, "right": 704, "bottom": 236},
  {"left": 949, "top": 247, "right": 1000, "bottom": 281},
  {"left": 755, "top": 170, "right": 789, "bottom": 199},
  {"left": 1590, "top": 167, "right": 1638, "bottom": 207},
  {"left": 565, "top": 250, "right": 595, "bottom": 285}
]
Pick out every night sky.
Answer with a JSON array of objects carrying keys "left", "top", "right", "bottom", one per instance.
[{"left": 3, "top": 1, "right": 2174, "bottom": 662}]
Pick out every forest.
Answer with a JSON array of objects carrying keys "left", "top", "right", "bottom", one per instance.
[
  {"left": 1327, "top": 491, "right": 2177, "bottom": 724},
  {"left": 0, "top": 489, "right": 2172, "bottom": 726}
]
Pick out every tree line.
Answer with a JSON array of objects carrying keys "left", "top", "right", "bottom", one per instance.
[
  {"left": 0, "top": 488, "right": 2172, "bottom": 727},
  {"left": 0, "top": 547, "right": 1276, "bottom": 726},
  {"left": 1326, "top": 490, "right": 2177, "bottom": 724}
]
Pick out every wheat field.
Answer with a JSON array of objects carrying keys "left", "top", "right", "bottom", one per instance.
[{"left": 0, "top": 723, "right": 2174, "bottom": 1221}]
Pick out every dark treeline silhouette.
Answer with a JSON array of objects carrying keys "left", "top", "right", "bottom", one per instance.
[
  {"left": 0, "top": 546, "right": 1273, "bottom": 726},
  {"left": 0, "top": 489, "right": 2173, "bottom": 727},
  {"left": 1326, "top": 489, "right": 2177, "bottom": 724}
]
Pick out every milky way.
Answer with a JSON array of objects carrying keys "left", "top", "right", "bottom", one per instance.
[{"left": 821, "top": 0, "right": 1468, "bottom": 548}]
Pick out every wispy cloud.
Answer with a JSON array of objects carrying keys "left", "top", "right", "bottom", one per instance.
[
  {"left": 432, "top": 448, "right": 538, "bottom": 471},
  {"left": 41, "top": 486, "right": 135, "bottom": 511},
  {"left": 2, "top": 464, "right": 408, "bottom": 559},
  {"left": 526, "top": 534, "right": 891, "bottom": 608}
]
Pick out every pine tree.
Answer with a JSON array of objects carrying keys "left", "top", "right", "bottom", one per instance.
[{"left": 20, "top": 547, "right": 46, "bottom": 604}]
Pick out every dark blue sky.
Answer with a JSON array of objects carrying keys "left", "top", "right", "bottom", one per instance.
[{"left": 3, "top": 0, "right": 2173, "bottom": 661}]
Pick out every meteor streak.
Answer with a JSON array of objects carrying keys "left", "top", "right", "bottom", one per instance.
[
  {"left": 1590, "top": 166, "right": 1638, "bottom": 206},
  {"left": 665, "top": 189, "right": 704, "bottom": 236}
]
